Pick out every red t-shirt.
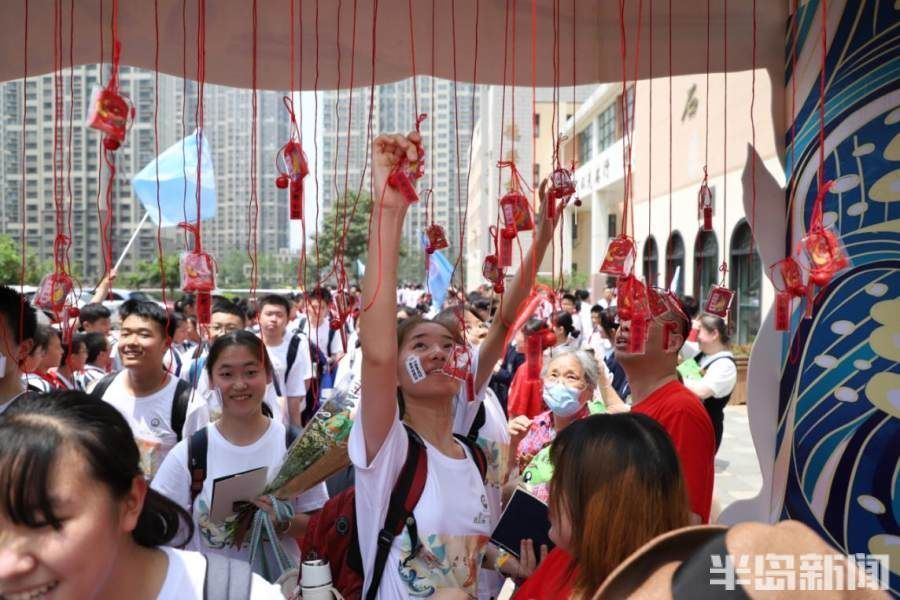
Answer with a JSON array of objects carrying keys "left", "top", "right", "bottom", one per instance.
[
  {"left": 513, "top": 547, "right": 577, "bottom": 600},
  {"left": 632, "top": 380, "right": 715, "bottom": 523}
]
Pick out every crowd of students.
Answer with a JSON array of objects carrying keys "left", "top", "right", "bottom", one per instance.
[{"left": 0, "top": 128, "right": 879, "bottom": 600}]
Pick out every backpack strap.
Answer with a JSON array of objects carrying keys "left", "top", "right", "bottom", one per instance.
[
  {"left": 171, "top": 379, "right": 193, "bottom": 442},
  {"left": 203, "top": 553, "right": 252, "bottom": 600},
  {"left": 466, "top": 401, "right": 486, "bottom": 443},
  {"left": 365, "top": 426, "right": 428, "bottom": 600},
  {"left": 453, "top": 433, "right": 488, "bottom": 483},
  {"left": 187, "top": 351, "right": 207, "bottom": 387},
  {"left": 285, "top": 333, "right": 301, "bottom": 381},
  {"left": 187, "top": 428, "right": 209, "bottom": 507},
  {"left": 88, "top": 372, "right": 118, "bottom": 400}
]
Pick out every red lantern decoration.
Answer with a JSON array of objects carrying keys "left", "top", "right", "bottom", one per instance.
[
  {"left": 627, "top": 315, "right": 649, "bottom": 354},
  {"left": 549, "top": 167, "right": 576, "bottom": 199},
  {"left": 600, "top": 235, "right": 637, "bottom": 277},
  {"left": 501, "top": 190, "right": 534, "bottom": 233},
  {"left": 388, "top": 113, "right": 427, "bottom": 203},
  {"left": 775, "top": 290, "right": 792, "bottom": 331},
  {"left": 34, "top": 272, "right": 74, "bottom": 313},
  {"left": 180, "top": 252, "right": 216, "bottom": 293},
  {"left": 698, "top": 179, "right": 713, "bottom": 232},
  {"left": 802, "top": 180, "right": 848, "bottom": 289},
  {"left": 425, "top": 223, "right": 449, "bottom": 254}
]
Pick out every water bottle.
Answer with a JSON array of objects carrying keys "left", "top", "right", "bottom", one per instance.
[{"left": 300, "top": 559, "right": 344, "bottom": 600}]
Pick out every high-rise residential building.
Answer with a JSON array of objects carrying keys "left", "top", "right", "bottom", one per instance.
[
  {"left": 319, "top": 78, "right": 477, "bottom": 259},
  {"left": 0, "top": 65, "right": 180, "bottom": 283},
  {"left": 0, "top": 66, "right": 294, "bottom": 286}
]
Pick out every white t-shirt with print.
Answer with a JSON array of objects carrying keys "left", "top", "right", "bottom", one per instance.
[
  {"left": 300, "top": 318, "right": 345, "bottom": 358},
  {"left": 697, "top": 351, "right": 738, "bottom": 399},
  {"left": 264, "top": 333, "right": 313, "bottom": 401},
  {"left": 349, "top": 405, "right": 492, "bottom": 599},
  {"left": 101, "top": 371, "right": 180, "bottom": 479},
  {"left": 151, "top": 419, "right": 329, "bottom": 567},
  {"left": 156, "top": 546, "right": 284, "bottom": 599}
]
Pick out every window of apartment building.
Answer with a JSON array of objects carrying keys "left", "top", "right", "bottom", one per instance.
[
  {"left": 664, "top": 231, "right": 685, "bottom": 295},
  {"left": 596, "top": 104, "right": 617, "bottom": 152},
  {"left": 693, "top": 230, "right": 718, "bottom": 300},
  {"left": 577, "top": 124, "right": 593, "bottom": 163},
  {"left": 643, "top": 236, "right": 659, "bottom": 287},
  {"left": 729, "top": 220, "right": 761, "bottom": 345}
]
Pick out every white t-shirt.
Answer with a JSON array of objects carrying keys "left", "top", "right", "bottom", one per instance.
[
  {"left": 101, "top": 372, "right": 181, "bottom": 478},
  {"left": 151, "top": 419, "right": 329, "bottom": 566},
  {"left": 332, "top": 342, "right": 362, "bottom": 406},
  {"left": 156, "top": 546, "right": 284, "bottom": 599},
  {"left": 300, "top": 319, "right": 344, "bottom": 358},
  {"left": 264, "top": 333, "right": 313, "bottom": 400},
  {"left": 349, "top": 406, "right": 492, "bottom": 599},
  {"left": 697, "top": 351, "right": 738, "bottom": 399}
]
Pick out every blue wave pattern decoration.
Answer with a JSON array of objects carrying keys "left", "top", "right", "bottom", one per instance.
[{"left": 777, "top": 0, "right": 900, "bottom": 595}]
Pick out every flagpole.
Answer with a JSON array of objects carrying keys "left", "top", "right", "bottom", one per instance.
[{"left": 113, "top": 212, "right": 151, "bottom": 272}]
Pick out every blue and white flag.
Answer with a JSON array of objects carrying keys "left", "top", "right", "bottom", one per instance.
[
  {"left": 132, "top": 129, "right": 217, "bottom": 227},
  {"left": 421, "top": 235, "right": 453, "bottom": 310}
]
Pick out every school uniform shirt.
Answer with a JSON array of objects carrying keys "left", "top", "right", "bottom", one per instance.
[
  {"left": 77, "top": 364, "right": 107, "bottom": 392},
  {"left": 151, "top": 419, "right": 329, "bottom": 567},
  {"left": 264, "top": 333, "right": 314, "bottom": 403},
  {"left": 163, "top": 346, "right": 187, "bottom": 378},
  {"left": 45, "top": 369, "right": 79, "bottom": 391},
  {"left": 100, "top": 371, "right": 181, "bottom": 478},
  {"left": 349, "top": 404, "right": 492, "bottom": 599},
  {"left": 23, "top": 372, "right": 54, "bottom": 393},
  {"left": 297, "top": 318, "right": 344, "bottom": 359},
  {"left": 156, "top": 544, "right": 286, "bottom": 599},
  {"left": 631, "top": 380, "right": 715, "bottom": 523},
  {"left": 332, "top": 341, "right": 362, "bottom": 406}
]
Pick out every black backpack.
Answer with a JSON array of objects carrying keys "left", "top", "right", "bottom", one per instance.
[{"left": 90, "top": 372, "right": 194, "bottom": 442}]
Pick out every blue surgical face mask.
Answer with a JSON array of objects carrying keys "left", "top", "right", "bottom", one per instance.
[{"left": 542, "top": 382, "right": 585, "bottom": 417}]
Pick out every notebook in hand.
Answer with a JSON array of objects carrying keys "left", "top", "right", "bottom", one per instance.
[
  {"left": 209, "top": 466, "right": 268, "bottom": 522},
  {"left": 490, "top": 488, "right": 555, "bottom": 558}
]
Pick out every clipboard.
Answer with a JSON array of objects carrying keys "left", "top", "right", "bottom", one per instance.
[
  {"left": 490, "top": 488, "right": 556, "bottom": 559},
  {"left": 209, "top": 466, "right": 268, "bottom": 522}
]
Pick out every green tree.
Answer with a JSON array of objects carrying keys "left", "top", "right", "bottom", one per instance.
[
  {"left": 0, "top": 235, "right": 69, "bottom": 285},
  {"left": 312, "top": 191, "right": 373, "bottom": 277},
  {"left": 120, "top": 254, "right": 180, "bottom": 294}
]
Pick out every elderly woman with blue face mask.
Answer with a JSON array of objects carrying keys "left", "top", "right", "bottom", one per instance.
[{"left": 506, "top": 349, "right": 609, "bottom": 502}]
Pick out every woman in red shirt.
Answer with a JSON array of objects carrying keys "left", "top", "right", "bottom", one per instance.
[{"left": 513, "top": 413, "right": 691, "bottom": 599}]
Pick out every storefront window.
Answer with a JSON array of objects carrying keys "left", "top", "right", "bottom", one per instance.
[
  {"left": 643, "top": 236, "right": 659, "bottom": 287},
  {"left": 693, "top": 230, "right": 719, "bottom": 301},
  {"left": 665, "top": 232, "right": 685, "bottom": 295},
  {"left": 729, "top": 221, "right": 761, "bottom": 345}
]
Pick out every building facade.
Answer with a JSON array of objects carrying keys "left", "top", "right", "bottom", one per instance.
[{"left": 559, "top": 72, "right": 782, "bottom": 345}]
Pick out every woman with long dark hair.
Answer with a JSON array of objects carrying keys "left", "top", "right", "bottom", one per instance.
[
  {"left": 0, "top": 391, "right": 283, "bottom": 599},
  {"left": 514, "top": 413, "right": 691, "bottom": 598}
]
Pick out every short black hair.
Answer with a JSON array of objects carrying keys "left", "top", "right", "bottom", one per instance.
[
  {"left": 599, "top": 308, "right": 619, "bottom": 337},
  {"left": 29, "top": 324, "right": 52, "bottom": 356},
  {"left": 119, "top": 299, "right": 175, "bottom": 338},
  {"left": 306, "top": 287, "right": 333, "bottom": 304},
  {"left": 81, "top": 332, "right": 109, "bottom": 364},
  {"left": 561, "top": 293, "right": 577, "bottom": 304},
  {"left": 550, "top": 310, "right": 575, "bottom": 336},
  {"left": 60, "top": 334, "right": 86, "bottom": 365},
  {"left": 523, "top": 317, "right": 549, "bottom": 335},
  {"left": 575, "top": 289, "right": 590, "bottom": 302},
  {"left": 0, "top": 391, "right": 192, "bottom": 546},
  {"left": 679, "top": 295, "right": 700, "bottom": 320},
  {"left": 590, "top": 303, "right": 604, "bottom": 315},
  {"left": 212, "top": 300, "right": 247, "bottom": 322},
  {"left": 175, "top": 294, "right": 195, "bottom": 311},
  {"left": 0, "top": 285, "right": 37, "bottom": 344},
  {"left": 79, "top": 302, "right": 111, "bottom": 325},
  {"left": 258, "top": 294, "right": 291, "bottom": 315},
  {"left": 205, "top": 330, "right": 273, "bottom": 377}
]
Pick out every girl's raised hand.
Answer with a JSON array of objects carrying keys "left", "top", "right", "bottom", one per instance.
[{"left": 372, "top": 131, "right": 422, "bottom": 211}]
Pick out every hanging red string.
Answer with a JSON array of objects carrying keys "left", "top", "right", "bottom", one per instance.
[
  {"left": 697, "top": 0, "right": 713, "bottom": 232},
  {"left": 703, "top": 0, "right": 735, "bottom": 319},
  {"left": 247, "top": 0, "right": 260, "bottom": 303},
  {"left": 16, "top": 0, "right": 29, "bottom": 353},
  {"left": 153, "top": 0, "right": 168, "bottom": 315}
]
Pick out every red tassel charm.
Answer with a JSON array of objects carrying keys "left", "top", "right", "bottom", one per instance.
[
  {"left": 600, "top": 236, "right": 637, "bottom": 277},
  {"left": 441, "top": 345, "right": 473, "bottom": 381},
  {"left": 662, "top": 321, "right": 679, "bottom": 351},
  {"left": 627, "top": 315, "right": 649, "bottom": 354},
  {"left": 775, "top": 291, "right": 792, "bottom": 331},
  {"left": 704, "top": 285, "right": 735, "bottom": 318},
  {"left": 499, "top": 226, "right": 516, "bottom": 267},
  {"left": 276, "top": 140, "right": 309, "bottom": 221},
  {"left": 180, "top": 252, "right": 216, "bottom": 293},
  {"left": 388, "top": 114, "right": 427, "bottom": 203},
  {"left": 34, "top": 272, "right": 74, "bottom": 313},
  {"left": 525, "top": 333, "right": 543, "bottom": 382},
  {"left": 500, "top": 190, "right": 534, "bottom": 232},
  {"left": 805, "top": 227, "right": 847, "bottom": 288}
]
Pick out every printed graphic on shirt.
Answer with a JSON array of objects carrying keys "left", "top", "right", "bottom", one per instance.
[
  {"left": 197, "top": 499, "right": 245, "bottom": 550},
  {"left": 476, "top": 436, "right": 509, "bottom": 489},
  {"left": 396, "top": 531, "right": 490, "bottom": 598},
  {"left": 132, "top": 418, "right": 168, "bottom": 477}
]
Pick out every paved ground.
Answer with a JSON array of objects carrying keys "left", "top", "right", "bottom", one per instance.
[{"left": 711, "top": 404, "right": 764, "bottom": 520}]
